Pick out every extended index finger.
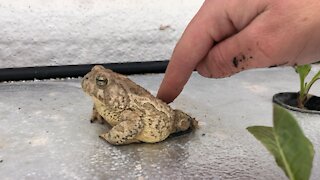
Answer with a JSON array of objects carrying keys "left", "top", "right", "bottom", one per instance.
[{"left": 157, "top": 2, "right": 217, "bottom": 103}]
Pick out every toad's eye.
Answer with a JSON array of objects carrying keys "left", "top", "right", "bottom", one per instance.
[{"left": 96, "top": 76, "right": 108, "bottom": 87}]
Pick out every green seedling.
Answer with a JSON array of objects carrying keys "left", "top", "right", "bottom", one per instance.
[
  {"left": 247, "top": 105, "right": 314, "bottom": 180},
  {"left": 295, "top": 64, "right": 320, "bottom": 108}
]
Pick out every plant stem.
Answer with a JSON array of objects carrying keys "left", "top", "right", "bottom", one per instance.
[
  {"left": 305, "top": 71, "right": 320, "bottom": 95},
  {"left": 298, "top": 72, "right": 306, "bottom": 109}
]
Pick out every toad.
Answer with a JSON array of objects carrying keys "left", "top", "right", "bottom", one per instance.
[{"left": 81, "top": 65, "right": 198, "bottom": 145}]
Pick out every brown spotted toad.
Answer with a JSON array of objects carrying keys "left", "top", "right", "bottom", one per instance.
[{"left": 81, "top": 65, "right": 198, "bottom": 145}]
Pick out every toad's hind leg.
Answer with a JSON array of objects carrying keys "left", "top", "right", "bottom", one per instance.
[{"left": 100, "top": 119, "right": 143, "bottom": 145}]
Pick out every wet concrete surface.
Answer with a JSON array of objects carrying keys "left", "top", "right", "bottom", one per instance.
[{"left": 0, "top": 66, "right": 320, "bottom": 179}]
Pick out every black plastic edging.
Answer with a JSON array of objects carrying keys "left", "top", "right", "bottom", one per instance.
[{"left": 0, "top": 60, "right": 169, "bottom": 82}]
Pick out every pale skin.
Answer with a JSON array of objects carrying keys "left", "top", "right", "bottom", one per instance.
[{"left": 157, "top": 0, "right": 320, "bottom": 103}]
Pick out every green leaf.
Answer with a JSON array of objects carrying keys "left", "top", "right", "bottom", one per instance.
[
  {"left": 247, "top": 105, "right": 314, "bottom": 180},
  {"left": 273, "top": 105, "right": 314, "bottom": 180},
  {"left": 246, "top": 126, "right": 287, "bottom": 170},
  {"left": 295, "top": 64, "right": 311, "bottom": 79}
]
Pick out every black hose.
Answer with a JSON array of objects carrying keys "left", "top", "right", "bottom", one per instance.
[{"left": 0, "top": 60, "right": 169, "bottom": 82}]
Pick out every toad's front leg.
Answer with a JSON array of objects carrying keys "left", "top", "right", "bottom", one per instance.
[
  {"left": 99, "top": 110, "right": 143, "bottom": 145},
  {"left": 90, "top": 104, "right": 104, "bottom": 124}
]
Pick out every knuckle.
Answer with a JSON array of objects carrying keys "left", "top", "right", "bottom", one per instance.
[{"left": 210, "top": 45, "right": 233, "bottom": 73}]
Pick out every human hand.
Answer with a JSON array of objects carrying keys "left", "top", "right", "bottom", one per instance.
[{"left": 157, "top": 0, "right": 320, "bottom": 103}]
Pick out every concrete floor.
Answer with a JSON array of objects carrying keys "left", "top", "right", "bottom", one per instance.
[{"left": 0, "top": 66, "right": 320, "bottom": 179}]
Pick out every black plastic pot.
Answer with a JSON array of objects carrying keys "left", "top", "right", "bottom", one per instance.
[{"left": 273, "top": 92, "right": 320, "bottom": 114}]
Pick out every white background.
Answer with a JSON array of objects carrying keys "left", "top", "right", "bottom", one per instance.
[{"left": 0, "top": 0, "right": 204, "bottom": 68}]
